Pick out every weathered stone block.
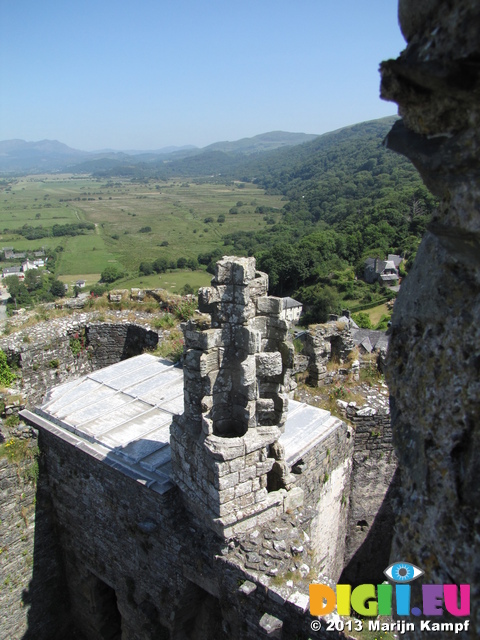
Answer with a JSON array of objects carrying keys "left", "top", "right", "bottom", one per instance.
[
  {"left": 241, "top": 355, "right": 256, "bottom": 386},
  {"left": 183, "top": 348, "right": 202, "bottom": 371},
  {"left": 198, "top": 328, "right": 223, "bottom": 350},
  {"left": 256, "top": 296, "right": 283, "bottom": 316},
  {"left": 205, "top": 435, "right": 245, "bottom": 461},
  {"left": 266, "top": 325, "right": 288, "bottom": 341},
  {"left": 249, "top": 272, "right": 269, "bottom": 298},
  {"left": 251, "top": 315, "right": 267, "bottom": 334},
  {"left": 244, "top": 450, "right": 261, "bottom": 466},
  {"left": 231, "top": 257, "right": 256, "bottom": 284},
  {"left": 273, "top": 394, "right": 289, "bottom": 415},
  {"left": 198, "top": 286, "right": 220, "bottom": 312},
  {"left": 207, "top": 371, "right": 231, "bottom": 394},
  {"left": 255, "top": 487, "right": 268, "bottom": 502},
  {"left": 201, "top": 416, "right": 213, "bottom": 435},
  {"left": 259, "top": 382, "right": 281, "bottom": 395},
  {"left": 284, "top": 487, "right": 304, "bottom": 512},
  {"left": 279, "top": 341, "right": 295, "bottom": 368},
  {"left": 214, "top": 258, "right": 234, "bottom": 284},
  {"left": 256, "top": 398, "right": 275, "bottom": 412},
  {"left": 233, "top": 326, "right": 262, "bottom": 354},
  {"left": 216, "top": 471, "right": 239, "bottom": 491},
  {"left": 238, "top": 580, "right": 257, "bottom": 596},
  {"left": 199, "top": 350, "right": 219, "bottom": 376},
  {"left": 256, "top": 459, "right": 275, "bottom": 475},
  {"left": 287, "top": 591, "right": 310, "bottom": 613},
  {"left": 233, "top": 285, "right": 250, "bottom": 306},
  {"left": 238, "top": 464, "right": 257, "bottom": 483},
  {"left": 217, "top": 486, "right": 235, "bottom": 503},
  {"left": 214, "top": 302, "right": 256, "bottom": 325},
  {"left": 256, "top": 352, "right": 283, "bottom": 377},
  {"left": 234, "top": 480, "right": 252, "bottom": 498},
  {"left": 200, "top": 394, "right": 213, "bottom": 412},
  {"left": 239, "top": 492, "right": 255, "bottom": 509}
]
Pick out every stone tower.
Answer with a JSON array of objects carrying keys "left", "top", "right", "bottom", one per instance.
[{"left": 170, "top": 256, "right": 299, "bottom": 538}]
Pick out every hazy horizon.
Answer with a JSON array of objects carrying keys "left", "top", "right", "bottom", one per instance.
[{"left": 0, "top": 0, "right": 405, "bottom": 151}]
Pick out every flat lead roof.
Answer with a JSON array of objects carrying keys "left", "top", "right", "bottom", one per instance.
[{"left": 23, "top": 354, "right": 338, "bottom": 494}]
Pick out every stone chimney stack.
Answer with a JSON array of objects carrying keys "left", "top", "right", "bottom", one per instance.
[{"left": 170, "top": 256, "right": 298, "bottom": 537}]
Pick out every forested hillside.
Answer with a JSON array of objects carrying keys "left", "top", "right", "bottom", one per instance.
[
  {"left": 186, "top": 117, "right": 435, "bottom": 321},
  {"left": 88, "top": 116, "right": 434, "bottom": 322}
]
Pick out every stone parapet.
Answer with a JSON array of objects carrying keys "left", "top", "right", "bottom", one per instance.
[{"left": 0, "top": 315, "right": 159, "bottom": 407}]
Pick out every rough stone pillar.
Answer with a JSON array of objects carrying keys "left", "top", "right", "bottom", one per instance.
[
  {"left": 381, "top": 2, "right": 479, "bottom": 637},
  {"left": 170, "top": 256, "right": 299, "bottom": 538}
]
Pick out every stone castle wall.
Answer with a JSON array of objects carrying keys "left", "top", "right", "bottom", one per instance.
[
  {"left": 341, "top": 403, "right": 398, "bottom": 585},
  {"left": 302, "top": 322, "right": 355, "bottom": 387},
  {"left": 0, "top": 315, "right": 159, "bottom": 406},
  {"left": 35, "top": 426, "right": 343, "bottom": 640},
  {"left": 1, "top": 287, "right": 400, "bottom": 638},
  {"left": 290, "top": 421, "right": 354, "bottom": 581},
  {"left": 0, "top": 314, "right": 160, "bottom": 640},
  {"left": 0, "top": 450, "right": 73, "bottom": 640}
]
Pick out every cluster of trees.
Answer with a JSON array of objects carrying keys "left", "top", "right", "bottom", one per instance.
[
  {"left": 139, "top": 256, "right": 198, "bottom": 276},
  {"left": 3, "top": 222, "right": 95, "bottom": 241},
  {"left": 100, "top": 255, "right": 200, "bottom": 284},
  {"left": 100, "top": 266, "right": 125, "bottom": 283},
  {"left": 5, "top": 270, "right": 66, "bottom": 311},
  {"left": 197, "top": 248, "right": 224, "bottom": 274}
]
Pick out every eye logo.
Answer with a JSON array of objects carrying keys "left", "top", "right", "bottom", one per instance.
[
  {"left": 310, "top": 562, "right": 470, "bottom": 619},
  {"left": 384, "top": 562, "right": 424, "bottom": 583}
]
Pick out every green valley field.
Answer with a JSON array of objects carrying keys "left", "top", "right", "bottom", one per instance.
[{"left": 0, "top": 175, "right": 284, "bottom": 290}]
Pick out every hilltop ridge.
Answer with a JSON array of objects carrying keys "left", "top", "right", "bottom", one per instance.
[{"left": 0, "top": 130, "right": 320, "bottom": 175}]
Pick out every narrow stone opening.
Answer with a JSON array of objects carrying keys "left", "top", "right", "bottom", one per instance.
[
  {"left": 356, "top": 519, "right": 369, "bottom": 531},
  {"left": 211, "top": 386, "right": 249, "bottom": 438},
  {"left": 266, "top": 447, "right": 286, "bottom": 493},
  {"left": 330, "top": 335, "right": 343, "bottom": 363},
  {"left": 85, "top": 573, "right": 122, "bottom": 640},
  {"left": 291, "top": 459, "right": 305, "bottom": 475},
  {"left": 174, "top": 581, "right": 224, "bottom": 640},
  {"left": 213, "top": 419, "right": 248, "bottom": 438}
]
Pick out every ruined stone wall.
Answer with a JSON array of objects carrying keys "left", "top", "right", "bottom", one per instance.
[
  {"left": 171, "top": 257, "right": 299, "bottom": 539},
  {"left": 0, "top": 450, "right": 72, "bottom": 640},
  {"left": 290, "top": 421, "right": 354, "bottom": 581},
  {"left": 381, "top": 2, "right": 480, "bottom": 635},
  {"left": 0, "top": 317, "right": 159, "bottom": 407},
  {"left": 302, "top": 323, "right": 355, "bottom": 387},
  {"left": 37, "top": 429, "right": 186, "bottom": 640},
  {"left": 341, "top": 404, "right": 397, "bottom": 586},
  {"left": 87, "top": 322, "right": 159, "bottom": 368},
  {"left": 0, "top": 455, "right": 38, "bottom": 640},
  {"left": 0, "top": 314, "right": 160, "bottom": 639}
]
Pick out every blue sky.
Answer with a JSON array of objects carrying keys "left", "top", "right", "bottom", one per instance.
[{"left": 0, "top": 0, "right": 405, "bottom": 151}]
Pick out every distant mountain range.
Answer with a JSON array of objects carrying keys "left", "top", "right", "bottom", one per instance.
[{"left": 0, "top": 131, "right": 318, "bottom": 174}]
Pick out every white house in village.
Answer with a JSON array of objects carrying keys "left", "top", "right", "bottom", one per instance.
[
  {"left": 21, "top": 260, "right": 38, "bottom": 272},
  {"left": 280, "top": 297, "right": 303, "bottom": 324}
]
